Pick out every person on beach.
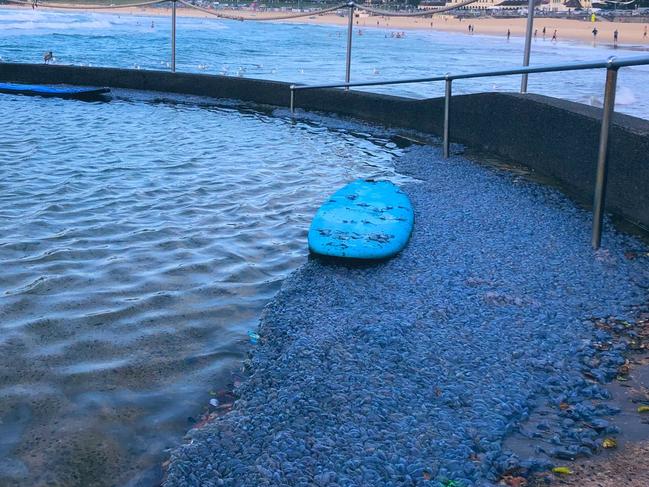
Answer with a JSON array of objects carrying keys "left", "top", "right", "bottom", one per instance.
[
  {"left": 592, "top": 27, "right": 598, "bottom": 39},
  {"left": 507, "top": 29, "right": 510, "bottom": 40},
  {"left": 552, "top": 29, "right": 557, "bottom": 42},
  {"left": 534, "top": 29, "right": 537, "bottom": 38},
  {"left": 614, "top": 29, "right": 618, "bottom": 47},
  {"left": 542, "top": 26, "right": 546, "bottom": 39},
  {"left": 644, "top": 26, "right": 647, "bottom": 39}
]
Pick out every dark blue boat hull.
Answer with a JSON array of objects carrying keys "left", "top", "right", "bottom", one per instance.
[{"left": 0, "top": 82, "right": 110, "bottom": 99}]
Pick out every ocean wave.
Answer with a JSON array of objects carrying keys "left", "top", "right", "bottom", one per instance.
[
  {"left": 1, "top": 19, "right": 114, "bottom": 31},
  {"left": 0, "top": 9, "right": 120, "bottom": 30},
  {"left": 616, "top": 86, "right": 637, "bottom": 106}
]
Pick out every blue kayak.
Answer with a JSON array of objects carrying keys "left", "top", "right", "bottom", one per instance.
[
  {"left": 0, "top": 82, "right": 110, "bottom": 99},
  {"left": 308, "top": 179, "right": 414, "bottom": 260}
]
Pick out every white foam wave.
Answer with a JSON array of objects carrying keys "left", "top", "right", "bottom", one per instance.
[
  {"left": 0, "top": 9, "right": 115, "bottom": 30},
  {"left": 1, "top": 19, "right": 114, "bottom": 30},
  {"left": 615, "top": 86, "right": 636, "bottom": 106}
]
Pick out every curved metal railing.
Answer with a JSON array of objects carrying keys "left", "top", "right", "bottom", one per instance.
[
  {"left": 290, "top": 54, "right": 649, "bottom": 250},
  {"left": 357, "top": 0, "right": 482, "bottom": 17},
  {"left": 4, "top": 0, "right": 165, "bottom": 9},
  {"left": 176, "top": 0, "right": 349, "bottom": 22}
]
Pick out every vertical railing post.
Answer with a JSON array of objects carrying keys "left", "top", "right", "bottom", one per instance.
[
  {"left": 290, "top": 85, "right": 295, "bottom": 114},
  {"left": 171, "top": 0, "right": 177, "bottom": 73},
  {"left": 520, "top": 0, "right": 535, "bottom": 93},
  {"left": 443, "top": 76, "right": 452, "bottom": 158},
  {"left": 345, "top": 2, "right": 354, "bottom": 90},
  {"left": 592, "top": 62, "right": 618, "bottom": 250}
]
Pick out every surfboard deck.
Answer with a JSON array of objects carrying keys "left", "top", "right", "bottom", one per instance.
[
  {"left": 0, "top": 82, "right": 110, "bottom": 99},
  {"left": 308, "top": 179, "right": 414, "bottom": 260}
]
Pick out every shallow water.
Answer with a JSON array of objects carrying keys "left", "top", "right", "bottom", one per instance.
[
  {"left": 0, "top": 7, "right": 648, "bottom": 119},
  {"left": 0, "top": 90, "right": 407, "bottom": 486}
]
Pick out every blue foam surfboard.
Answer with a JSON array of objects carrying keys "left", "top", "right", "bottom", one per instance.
[
  {"left": 0, "top": 82, "right": 110, "bottom": 99},
  {"left": 308, "top": 179, "right": 414, "bottom": 259}
]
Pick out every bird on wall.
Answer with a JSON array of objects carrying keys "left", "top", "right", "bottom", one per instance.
[{"left": 44, "top": 51, "right": 53, "bottom": 64}]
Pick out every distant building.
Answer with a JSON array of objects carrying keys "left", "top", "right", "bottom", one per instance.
[
  {"left": 445, "top": 0, "right": 528, "bottom": 9},
  {"left": 547, "top": 0, "right": 593, "bottom": 11},
  {"left": 446, "top": 0, "right": 499, "bottom": 9},
  {"left": 445, "top": 0, "right": 590, "bottom": 10},
  {"left": 496, "top": 0, "right": 530, "bottom": 8},
  {"left": 418, "top": 0, "right": 447, "bottom": 9}
]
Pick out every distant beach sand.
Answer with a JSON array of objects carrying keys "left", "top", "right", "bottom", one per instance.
[{"left": 6, "top": 4, "right": 649, "bottom": 47}]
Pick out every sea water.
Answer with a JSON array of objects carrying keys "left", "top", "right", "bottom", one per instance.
[
  {"left": 0, "top": 6, "right": 648, "bottom": 119},
  {"left": 0, "top": 90, "right": 407, "bottom": 486}
]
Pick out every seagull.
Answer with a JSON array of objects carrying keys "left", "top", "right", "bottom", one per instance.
[{"left": 43, "top": 51, "right": 53, "bottom": 64}]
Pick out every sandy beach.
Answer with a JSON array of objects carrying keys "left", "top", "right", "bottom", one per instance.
[{"left": 6, "top": 3, "right": 649, "bottom": 47}]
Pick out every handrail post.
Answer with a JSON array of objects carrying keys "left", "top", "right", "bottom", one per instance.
[
  {"left": 592, "top": 62, "right": 618, "bottom": 250},
  {"left": 171, "top": 0, "right": 177, "bottom": 73},
  {"left": 345, "top": 2, "right": 354, "bottom": 90},
  {"left": 443, "top": 77, "right": 452, "bottom": 158},
  {"left": 290, "top": 85, "right": 295, "bottom": 114},
  {"left": 520, "top": 0, "right": 535, "bottom": 93}
]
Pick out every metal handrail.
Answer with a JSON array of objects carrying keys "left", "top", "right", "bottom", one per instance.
[
  {"left": 291, "top": 55, "right": 649, "bottom": 92},
  {"left": 289, "top": 55, "right": 649, "bottom": 250}
]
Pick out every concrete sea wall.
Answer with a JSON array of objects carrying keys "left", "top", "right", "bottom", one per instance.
[{"left": 2, "top": 63, "right": 647, "bottom": 230}]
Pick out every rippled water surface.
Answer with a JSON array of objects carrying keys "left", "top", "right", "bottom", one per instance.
[
  {"left": 0, "top": 91, "right": 407, "bottom": 486},
  {"left": 0, "top": 7, "right": 648, "bottom": 118}
]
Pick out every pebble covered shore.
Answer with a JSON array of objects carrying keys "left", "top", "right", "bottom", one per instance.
[{"left": 165, "top": 146, "right": 649, "bottom": 486}]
